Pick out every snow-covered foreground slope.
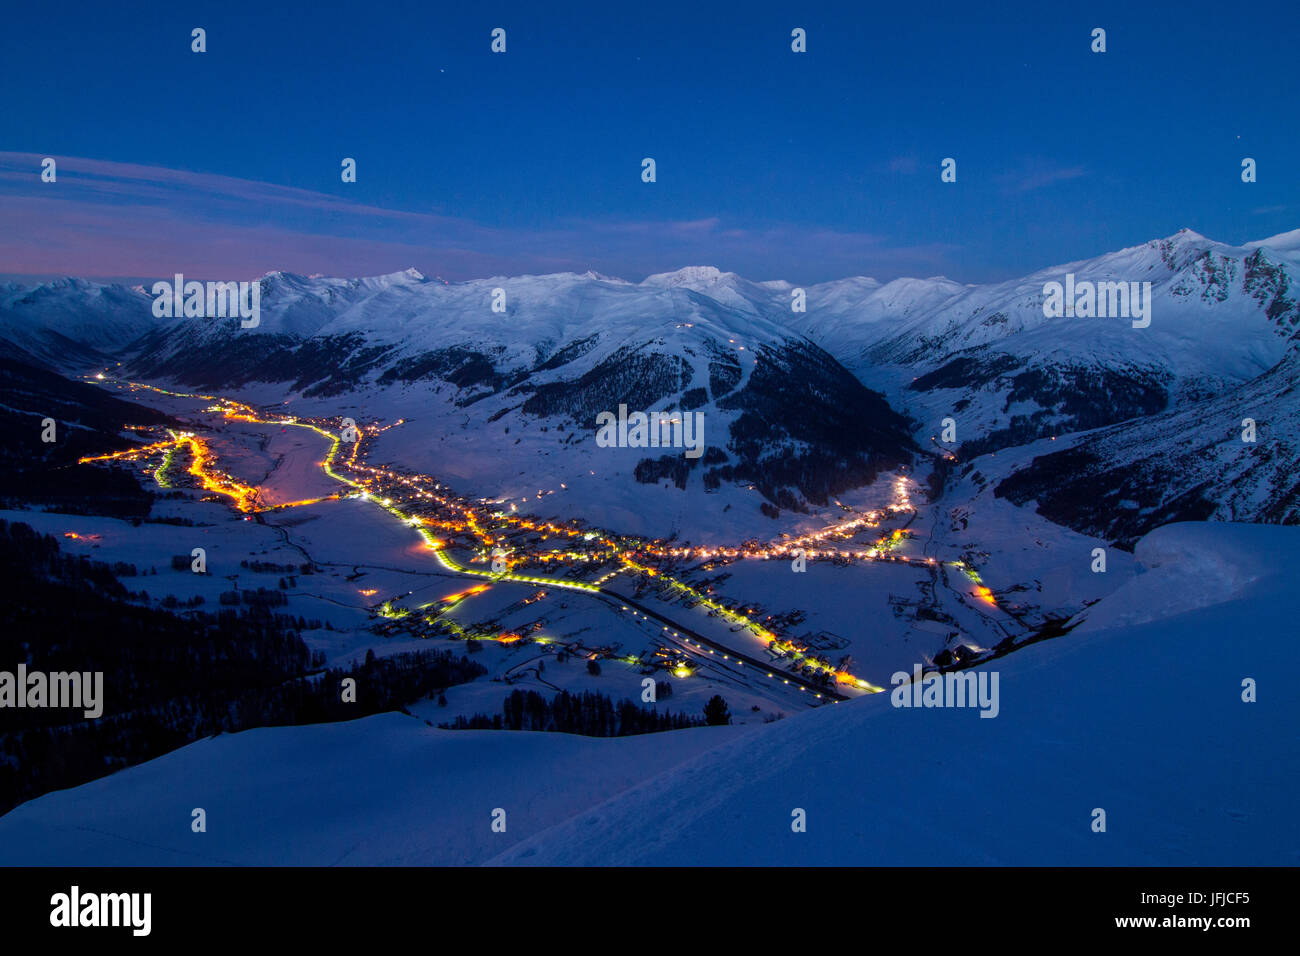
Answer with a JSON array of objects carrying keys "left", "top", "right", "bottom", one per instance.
[
  {"left": 0, "top": 716, "right": 749, "bottom": 865},
  {"left": 489, "top": 522, "right": 1298, "bottom": 866},
  {"left": 0, "top": 522, "right": 1292, "bottom": 866}
]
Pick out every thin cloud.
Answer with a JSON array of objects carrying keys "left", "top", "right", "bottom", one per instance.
[
  {"left": 997, "top": 161, "right": 1088, "bottom": 194},
  {"left": 0, "top": 153, "right": 962, "bottom": 284}
]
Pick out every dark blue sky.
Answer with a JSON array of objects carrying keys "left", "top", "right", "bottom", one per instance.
[{"left": 1, "top": 0, "right": 1295, "bottom": 283}]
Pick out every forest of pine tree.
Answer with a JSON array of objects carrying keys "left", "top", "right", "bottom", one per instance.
[
  {"left": 440, "top": 687, "right": 709, "bottom": 737},
  {"left": 0, "top": 520, "right": 486, "bottom": 813}
]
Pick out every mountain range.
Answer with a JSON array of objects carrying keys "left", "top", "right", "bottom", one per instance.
[{"left": 3, "top": 226, "right": 1297, "bottom": 545}]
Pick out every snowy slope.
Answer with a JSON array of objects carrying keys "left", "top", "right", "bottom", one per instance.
[
  {"left": 487, "top": 522, "right": 1298, "bottom": 865},
  {"left": 0, "top": 715, "right": 748, "bottom": 865},
  {"left": 1, "top": 522, "right": 1291, "bottom": 866},
  {"left": 996, "top": 351, "right": 1300, "bottom": 545},
  {"left": 1243, "top": 227, "right": 1300, "bottom": 268}
]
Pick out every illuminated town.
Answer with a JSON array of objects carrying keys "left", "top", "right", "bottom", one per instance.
[{"left": 72, "top": 377, "right": 1019, "bottom": 705}]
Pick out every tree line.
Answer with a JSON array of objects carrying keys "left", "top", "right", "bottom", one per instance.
[
  {"left": 0, "top": 520, "right": 485, "bottom": 813},
  {"left": 441, "top": 688, "right": 731, "bottom": 736}
]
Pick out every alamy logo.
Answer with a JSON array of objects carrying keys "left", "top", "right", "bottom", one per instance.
[
  {"left": 50, "top": 886, "right": 151, "bottom": 936},
  {"left": 1042, "top": 273, "right": 1151, "bottom": 328},
  {"left": 0, "top": 665, "right": 103, "bottom": 718},
  {"left": 595, "top": 404, "right": 705, "bottom": 459},
  {"left": 890, "top": 664, "right": 999, "bottom": 718},
  {"left": 151, "top": 273, "right": 260, "bottom": 328}
]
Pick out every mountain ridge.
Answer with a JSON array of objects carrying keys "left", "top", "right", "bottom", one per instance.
[{"left": 3, "top": 226, "right": 1296, "bottom": 543}]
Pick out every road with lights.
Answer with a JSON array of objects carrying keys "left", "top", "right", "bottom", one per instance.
[{"left": 79, "top": 377, "right": 1018, "bottom": 705}]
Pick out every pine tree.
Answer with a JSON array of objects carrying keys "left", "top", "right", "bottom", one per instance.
[{"left": 703, "top": 695, "right": 731, "bottom": 726}]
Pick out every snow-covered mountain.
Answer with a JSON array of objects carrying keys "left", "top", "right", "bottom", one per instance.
[
  {"left": 795, "top": 228, "right": 1299, "bottom": 448},
  {"left": 116, "top": 265, "right": 917, "bottom": 537},
  {"left": 995, "top": 349, "right": 1300, "bottom": 546},
  {"left": 0, "top": 278, "right": 160, "bottom": 367},
  {"left": 788, "top": 228, "right": 1300, "bottom": 542},
  {"left": 3, "top": 226, "right": 1297, "bottom": 543},
  {"left": 780, "top": 227, "right": 1300, "bottom": 546}
]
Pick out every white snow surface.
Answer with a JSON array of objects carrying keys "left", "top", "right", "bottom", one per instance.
[
  {"left": 0, "top": 717, "right": 750, "bottom": 866},
  {"left": 1, "top": 521, "right": 1294, "bottom": 866},
  {"left": 487, "top": 522, "right": 1299, "bottom": 865}
]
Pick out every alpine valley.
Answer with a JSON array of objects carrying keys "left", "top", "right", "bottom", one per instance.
[{"left": 0, "top": 227, "right": 1296, "bottom": 864}]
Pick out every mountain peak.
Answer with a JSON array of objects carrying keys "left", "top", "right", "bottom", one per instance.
[
  {"left": 1243, "top": 228, "right": 1300, "bottom": 267},
  {"left": 578, "top": 269, "right": 627, "bottom": 282},
  {"left": 259, "top": 270, "right": 308, "bottom": 286},
  {"left": 362, "top": 267, "right": 428, "bottom": 287},
  {"left": 642, "top": 265, "right": 728, "bottom": 287}
]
